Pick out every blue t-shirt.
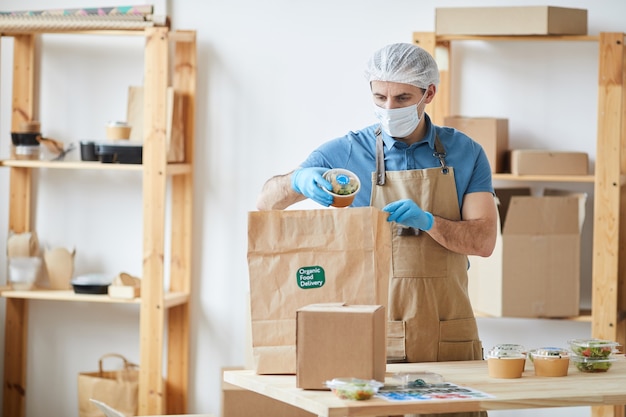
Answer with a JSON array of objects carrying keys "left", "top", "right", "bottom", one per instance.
[{"left": 299, "top": 114, "right": 494, "bottom": 210}]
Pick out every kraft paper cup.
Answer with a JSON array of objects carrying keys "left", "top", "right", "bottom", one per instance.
[
  {"left": 486, "top": 346, "right": 526, "bottom": 378},
  {"left": 529, "top": 348, "right": 570, "bottom": 377},
  {"left": 106, "top": 122, "right": 132, "bottom": 140},
  {"left": 322, "top": 168, "right": 361, "bottom": 208}
]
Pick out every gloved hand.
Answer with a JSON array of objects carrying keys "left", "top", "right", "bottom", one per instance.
[
  {"left": 382, "top": 199, "right": 434, "bottom": 231},
  {"left": 291, "top": 167, "right": 334, "bottom": 207}
]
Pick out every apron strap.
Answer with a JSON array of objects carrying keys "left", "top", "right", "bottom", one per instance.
[
  {"left": 375, "top": 127, "right": 450, "bottom": 184},
  {"left": 375, "top": 126, "right": 385, "bottom": 185},
  {"left": 433, "top": 135, "right": 449, "bottom": 174}
]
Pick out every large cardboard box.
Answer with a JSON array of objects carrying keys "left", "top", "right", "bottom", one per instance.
[
  {"left": 468, "top": 188, "right": 586, "bottom": 318},
  {"left": 296, "top": 304, "right": 385, "bottom": 390},
  {"left": 222, "top": 367, "right": 314, "bottom": 417},
  {"left": 444, "top": 116, "right": 509, "bottom": 173},
  {"left": 510, "top": 150, "right": 589, "bottom": 175},
  {"left": 436, "top": 6, "right": 587, "bottom": 36}
]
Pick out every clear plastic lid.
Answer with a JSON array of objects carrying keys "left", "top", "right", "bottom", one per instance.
[
  {"left": 493, "top": 344, "right": 527, "bottom": 353},
  {"left": 568, "top": 338, "right": 620, "bottom": 358},
  {"left": 486, "top": 344, "right": 527, "bottom": 359},
  {"left": 323, "top": 169, "right": 360, "bottom": 196},
  {"left": 486, "top": 348, "right": 526, "bottom": 359},
  {"left": 389, "top": 372, "right": 444, "bottom": 387},
  {"left": 529, "top": 347, "right": 570, "bottom": 359}
]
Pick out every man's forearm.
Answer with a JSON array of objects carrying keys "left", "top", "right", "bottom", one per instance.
[
  {"left": 256, "top": 172, "right": 305, "bottom": 210},
  {"left": 426, "top": 216, "right": 497, "bottom": 257}
]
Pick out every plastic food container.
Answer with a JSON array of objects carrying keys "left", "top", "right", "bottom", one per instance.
[
  {"left": 529, "top": 347, "right": 570, "bottom": 377},
  {"left": 325, "top": 378, "right": 383, "bottom": 400},
  {"left": 568, "top": 339, "right": 620, "bottom": 373},
  {"left": 71, "top": 273, "right": 113, "bottom": 295},
  {"left": 486, "top": 347, "right": 527, "bottom": 379},
  {"left": 570, "top": 355, "right": 617, "bottom": 373},
  {"left": 322, "top": 169, "right": 361, "bottom": 208},
  {"left": 8, "top": 256, "right": 42, "bottom": 290}
]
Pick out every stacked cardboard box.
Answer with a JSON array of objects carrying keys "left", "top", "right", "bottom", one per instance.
[
  {"left": 468, "top": 188, "right": 586, "bottom": 318},
  {"left": 436, "top": 6, "right": 587, "bottom": 36},
  {"left": 444, "top": 116, "right": 509, "bottom": 173}
]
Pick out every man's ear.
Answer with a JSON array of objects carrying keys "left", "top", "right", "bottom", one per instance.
[{"left": 425, "top": 84, "right": 437, "bottom": 103}]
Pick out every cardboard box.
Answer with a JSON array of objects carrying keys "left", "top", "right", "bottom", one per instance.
[
  {"left": 127, "top": 86, "right": 186, "bottom": 162},
  {"left": 468, "top": 188, "right": 586, "bottom": 318},
  {"left": 444, "top": 116, "right": 509, "bottom": 173},
  {"left": 436, "top": 6, "right": 587, "bottom": 36},
  {"left": 222, "top": 368, "right": 314, "bottom": 417},
  {"left": 510, "top": 150, "right": 589, "bottom": 175},
  {"left": 296, "top": 304, "right": 385, "bottom": 390}
]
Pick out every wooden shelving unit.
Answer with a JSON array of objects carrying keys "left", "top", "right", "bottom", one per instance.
[
  {"left": 0, "top": 27, "right": 197, "bottom": 416},
  {"left": 414, "top": 31, "right": 626, "bottom": 417}
]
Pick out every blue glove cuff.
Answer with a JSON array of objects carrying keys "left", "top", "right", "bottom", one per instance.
[{"left": 422, "top": 211, "right": 434, "bottom": 231}]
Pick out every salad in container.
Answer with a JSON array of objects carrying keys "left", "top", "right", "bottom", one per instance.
[
  {"left": 322, "top": 169, "right": 361, "bottom": 207},
  {"left": 325, "top": 378, "right": 383, "bottom": 401},
  {"left": 568, "top": 338, "right": 620, "bottom": 373}
]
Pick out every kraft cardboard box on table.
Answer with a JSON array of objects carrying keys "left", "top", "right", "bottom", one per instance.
[
  {"left": 444, "top": 116, "right": 509, "bottom": 173},
  {"left": 436, "top": 6, "right": 587, "bottom": 36},
  {"left": 222, "top": 367, "right": 314, "bottom": 417},
  {"left": 468, "top": 188, "right": 586, "bottom": 318},
  {"left": 510, "top": 150, "right": 589, "bottom": 175},
  {"left": 296, "top": 303, "right": 386, "bottom": 390},
  {"left": 247, "top": 207, "right": 391, "bottom": 375}
]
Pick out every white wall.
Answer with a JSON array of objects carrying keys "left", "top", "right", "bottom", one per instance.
[{"left": 0, "top": 0, "right": 623, "bottom": 416}]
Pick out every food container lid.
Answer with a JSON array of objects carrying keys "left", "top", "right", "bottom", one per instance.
[
  {"left": 529, "top": 347, "right": 570, "bottom": 359},
  {"left": 322, "top": 169, "right": 360, "bottom": 196},
  {"left": 492, "top": 344, "right": 526, "bottom": 353},
  {"left": 325, "top": 378, "right": 383, "bottom": 401},
  {"left": 71, "top": 273, "right": 113, "bottom": 286},
  {"left": 390, "top": 372, "right": 444, "bottom": 388},
  {"left": 486, "top": 348, "right": 526, "bottom": 359},
  {"left": 568, "top": 338, "right": 620, "bottom": 357}
]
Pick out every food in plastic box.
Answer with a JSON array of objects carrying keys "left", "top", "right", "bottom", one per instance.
[
  {"left": 325, "top": 378, "right": 383, "bottom": 401},
  {"left": 568, "top": 338, "right": 621, "bottom": 373}
]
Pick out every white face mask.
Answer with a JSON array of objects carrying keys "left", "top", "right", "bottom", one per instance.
[{"left": 373, "top": 93, "right": 428, "bottom": 138}]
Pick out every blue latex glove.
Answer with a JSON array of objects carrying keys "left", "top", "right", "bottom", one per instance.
[
  {"left": 382, "top": 199, "right": 434, "bottom": 231},
  {"left": 291, "top": 167, "right": 334, "bottom": 207}
]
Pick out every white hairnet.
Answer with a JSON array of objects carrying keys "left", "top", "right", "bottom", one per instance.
[{"left": 364, "top": 43, "right": 440, "bottom": 89}]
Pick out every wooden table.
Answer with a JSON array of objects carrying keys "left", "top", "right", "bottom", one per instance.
[{"left": 223, "top": 357, "right": 626, "bottom": 416}]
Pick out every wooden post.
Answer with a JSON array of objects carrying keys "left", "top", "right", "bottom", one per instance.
[
  {"left": 139, "top": 26, "right": 169, "bottom": 416},
  {"left": 413, "top": 32, "right": 451, "bottom": 126},
  {"left": 3, "top": 33, "right": 36, "bottom": 417},
  {"left": 591, "top": 32, "right": 626, "bottom": 417},
  {"left": 166, "top": 30, "right": 196, "bottom": 414}
]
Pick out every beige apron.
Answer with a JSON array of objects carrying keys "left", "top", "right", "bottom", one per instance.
[{"left": 370, "top": 129, "right": 483, "bottom": 363}]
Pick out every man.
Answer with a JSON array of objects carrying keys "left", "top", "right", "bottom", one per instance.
[{"left": 257, "top": 43, "right": 497, "bottom": 366}]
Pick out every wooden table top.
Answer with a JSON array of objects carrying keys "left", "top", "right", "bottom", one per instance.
[{"left": 223, "top": 357, "right": 626, "bottom": 416}]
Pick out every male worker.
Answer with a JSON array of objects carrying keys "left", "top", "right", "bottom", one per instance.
[{"left": 257, "top": 43, "right": 497, "bottom": 371}]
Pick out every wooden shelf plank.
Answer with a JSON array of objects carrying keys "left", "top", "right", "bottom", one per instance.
[
  {"left": 0, "top": 159, "right": 192, "bottom": 175},
  {"left": 436, "top": 34, "right": 599, "bottom": 42},
  {"left": 0, "top": 289, "right": 189, "bottom": 307},
  {"left": 492, "top": 173, "right": 595, "bottom": 183}
]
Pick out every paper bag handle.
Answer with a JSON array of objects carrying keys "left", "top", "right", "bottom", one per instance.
[{"left": 98, "top": 353, "right": 139, "bottom": 376}]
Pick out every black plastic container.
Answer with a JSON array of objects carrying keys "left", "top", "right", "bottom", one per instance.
[
  {"left": 95, "top": 142, "right": 142, "bottom": 164},
  {"left": 80, "top": 141, "right": 98, "bottom": 161}
]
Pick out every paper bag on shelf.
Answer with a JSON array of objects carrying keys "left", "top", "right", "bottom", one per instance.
[{"left": 77, "top": 353, "right": 139, "bottom": 417}]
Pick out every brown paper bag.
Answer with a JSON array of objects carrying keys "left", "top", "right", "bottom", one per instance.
[
  {"left": 247, "top": 207, "right": 392, "bottom": 374},
  {"left": 78, "top": 354, "right": 139, "bottom": 417}
]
